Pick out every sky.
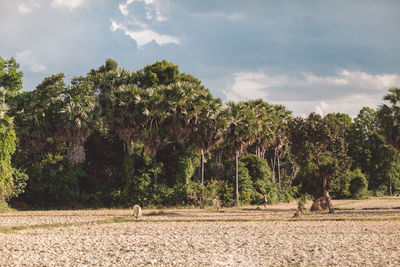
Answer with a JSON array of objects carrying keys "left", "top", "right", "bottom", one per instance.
[{"left": 1, "top": 0, "right": 400, "bottom": 117}]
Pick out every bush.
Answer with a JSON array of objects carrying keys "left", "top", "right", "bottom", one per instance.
[
  {"left": 330, "top": 170, "right": 352, "bottom": 198},
  {"left": 112, "top": 143, "right": 161, "bottom": 207},
  {"left": 148, "top": 184, "right": 189, "bottom": 207},
  {"left": 229, "top": 161, "right": 254, "bottom": 204},
  {"left": 256, "top": 182, "right": 294, "bottom": 204},
  {"left": 239, "top": 154, "right": 295, "bottom": 204},
  {"left": 349, "top": 169, "right": 368, "bottom": 199},
  {"left": 331, "top": 169, "right": 368, "bottom": 199},
  {"left": 21, "top": 157, "right": 85, "bottom": 208},
  {"left": 176, "top": 153, "right": 199, "bottom": 185},
  {"left": 188, "top": 179, "right": 234, "bottom": 206},
  {"left": 240, "top": 154, "right": 272, "bottom": 182},
  {"left": 0, "top": 123, "right": 17, "bottom": 201},
  {"left": 9, "top": 168, "right": 28, "bottom": 199}
]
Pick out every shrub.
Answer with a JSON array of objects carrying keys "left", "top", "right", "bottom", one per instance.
[
  {"left": 21, "top": 157, "right": 85, "bottom": 208},
  {"left": 188, "top": 179, "right": 234, "bottom": 206},
  {"left": 229, "top": 161, "right": 254, "bottom": 204},
  {"left": 112, "top": 143, "right": 161, "bottom": 207},
  {"left": 349, "top": 169, "right": 368, "bottom": 199},
  {"left": 0, "top": 123, "right": 17, "bottom": 201},
  {"left": 331, "top": 168, "right": 368, "bottom": 199},
  {"left": 240, "top": 154, "right": 272, "bottom": 182}
]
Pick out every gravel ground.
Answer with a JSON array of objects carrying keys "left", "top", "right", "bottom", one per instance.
[
  {"left": 1, "top": 199, "right": 400, "bottom": 266},
  {"left": 1, "top": 220, "right": 400, "bottom": 266},
  {"left": 0, "top": 215, "right": 116, "bottom": 227}
]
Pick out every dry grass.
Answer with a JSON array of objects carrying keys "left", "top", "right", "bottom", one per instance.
[{"left": 1, "top": 197, "right": 400, "bottom": 266}]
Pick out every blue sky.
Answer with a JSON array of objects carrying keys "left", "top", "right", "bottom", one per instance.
[{"left": 1, "top": 0, "right": 400, "bottom": 116}]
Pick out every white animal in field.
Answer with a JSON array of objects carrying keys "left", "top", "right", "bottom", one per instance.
[
  {"left": 132, "top": 204, "right": 142, "bottom": 219},
  {"left": 213, "top": 199, "right": 220, "bottom": 210}
]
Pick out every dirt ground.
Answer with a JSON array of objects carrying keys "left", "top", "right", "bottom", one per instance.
[{"left": 1, "top": 198, "right": 400, "bottom": 266}]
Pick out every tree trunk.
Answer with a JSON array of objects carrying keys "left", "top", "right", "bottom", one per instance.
[
  {"left": 235, "top": 154, "right": 239, "bottom": 202},
  {"left": 323, "top": 177, "right": 334, "bottom": 213},
  {"left": 152, "top": 156, "right": 158, "bottom": 185},
  {"left": 201, "top": 149, "right": 205, "bottom": 185},
  {"left": 277, "top": 156, "right": 281, "bottom": 189},
  {"left": 389, "top": 181, "right": 393, "bottom": 196},
  {"left": 271, "top": 158, "right": 276, "bottom": 183}
]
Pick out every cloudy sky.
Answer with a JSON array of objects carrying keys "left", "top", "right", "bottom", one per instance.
[{"left": 1, "top": 0, "right": 400, "bottom": 117}]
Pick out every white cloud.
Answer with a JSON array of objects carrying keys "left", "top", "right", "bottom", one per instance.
[
  {"left": 119, "top": 3, "right": 129, "bottom": 16},
  {"left": 119, "top": 0, "right": 168, "bottom": 22},
  {"left": 223, "top": 72, "right": 272, "bottom": 101},
  {"left": 51, "top": 0, "right": 85, "bottom": 11},
  {"left": 16, "top": 50, "right": 46, "bottom": 74},
  {"left": 110, "top": 20, "right": 179, "bottom": 48},
  {"left": 315, "top": 101, "right": 329, "bottom": 116},
  {"left": 113, "top": 0, "right": 176, "bottom": 48},
  {"left": 224, "top": 70, "right": 400, "bottom": 117},
  {"left": 193, "top": 11, "right": 245, "bottom": 21},
  {"left": 17, "top": 0, "right": 40, "bottom": 14}
]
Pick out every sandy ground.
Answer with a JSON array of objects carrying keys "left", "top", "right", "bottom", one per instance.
[
  {"left": 1, "top": 220, "right": 400, "bottom": 266},
  {"left": 1, "top": 198, "right": 400, "bottom": 266}
]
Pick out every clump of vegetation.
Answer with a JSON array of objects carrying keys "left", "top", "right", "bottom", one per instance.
[
  {"left": 1, "top": 56, "right": 400, "bottom": 209},
  {"left": 293, "top": 194, "right": 310, "bottom": 218}
]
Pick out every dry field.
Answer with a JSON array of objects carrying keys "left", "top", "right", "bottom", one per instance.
[{"left": 1, "top": 198, "right": 400, "bottom": 266}]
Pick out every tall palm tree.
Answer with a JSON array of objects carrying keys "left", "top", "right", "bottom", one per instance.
[
  {"left": 245, "top": 99, "right": 276, "bottom": 158},
  {"left": 224, "top": 101, "right": 261, "bottom": 202},
  {"left": 112, "top": 83, "right": 145, "bottom": 154},
  {"left": 98, "top": 68, "right": 142, "bottom": 155},
  {"left": 268, "top": 105, "right": 292, "bottom": 185},
  {"left": 59, "top": 77, "right": 98, "bottom": 164},
  {"left": 163, "top": 81, "right": 201, "bottom": 147},
  {"left": 191, "top": 92, "right": 226, "bottom": 185},
  {"left": 137, "top": 85, "right": 169, "bottom": 159},
  {"left": 10, "top": 74, "right": 66, "bottom": 162}
]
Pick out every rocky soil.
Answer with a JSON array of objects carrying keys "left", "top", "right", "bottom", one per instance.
[{"left": 1, "top": 198, "right": 399, "bottom": 266}]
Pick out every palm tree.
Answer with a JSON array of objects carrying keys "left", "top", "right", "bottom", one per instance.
[
  {"left": 10, "top": 74, "right": 66, "bottom": 162},
  {"left": 98, "top": 68, "right": 143, "bottom": 155},
  {"left": 112, "top": 83, "right": 144, "bottom": 154},
  {"left": 377, "top": 87, "right": 400, "bottom": 151},
  {"left": 59, "top": 77, "right": 98, "bottom": 164},
  {"left": 163, "top": 81, "right": 201, "bottom": 147},
  {"left": 245, "top": 99, "right": 276, "bottom": 158},
  {"left": 269, "top": 105, "right": 292, "bottom": 186},
  {"left": 224, "top": 101, "right": 261, "bottom": 202},
  {"left": 137, "top": 85, "right": 169, "bottom": 159},
  {"left": 191, "top": 92, "right": 226, "bottom": 185},
  {"left": 13, "top": 92, "right": 48, "bottom": 161}
]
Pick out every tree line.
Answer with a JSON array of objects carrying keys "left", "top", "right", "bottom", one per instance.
[{"left": 1, "top": 57, "right": 400, "bottom": 211}]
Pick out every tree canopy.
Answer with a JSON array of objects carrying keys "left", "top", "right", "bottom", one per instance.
[{"left": 1, "top": 57, "right": 400, "bottom": 210}]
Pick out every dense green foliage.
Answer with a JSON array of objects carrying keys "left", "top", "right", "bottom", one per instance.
[
  {"left": 1, "top": 57, "right": 27, "bottom": 207},
  {"left": 1, "top": 57, "right": 400, "bottom": 210}
]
